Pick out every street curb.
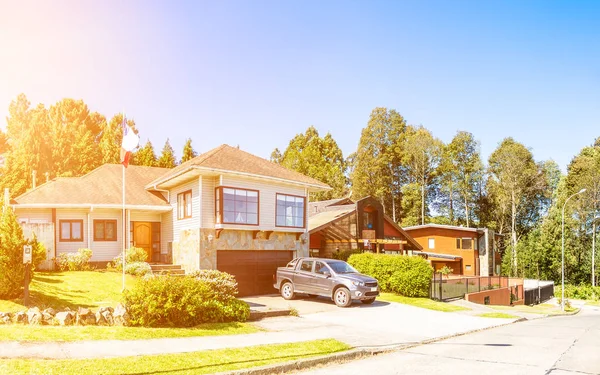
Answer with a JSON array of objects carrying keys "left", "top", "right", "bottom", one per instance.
[
  {"left": 215, "top": 318, "right": 527, "bottom": 375},
  {"left": 248, "top": 308, "right": 292, "bottom": 321}
]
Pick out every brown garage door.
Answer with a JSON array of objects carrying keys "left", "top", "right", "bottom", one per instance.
[{"left": 217, "top": 250, "right": 294, "bottom": 297}]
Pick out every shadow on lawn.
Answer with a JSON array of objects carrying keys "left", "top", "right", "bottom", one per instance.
[
  {"left": 25, "top": 291, "right": 97, "bottom": 310},
  {"left": 119, "top": 349, "right": 344, "bottom": 375},
  {"left": 33, "top": 276, "right": 63, "bottom": 284}
]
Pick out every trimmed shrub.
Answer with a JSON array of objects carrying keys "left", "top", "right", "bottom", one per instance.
[
  {"left": 112, "top": 247, "right": 148, "bottom": 271},
  {"left": 124, "top": 261, "right": 152, "bottom": 276},
  {"left": 188, "top": 269, "right": 239, "bottom": 297},
  {"left": 348, "top": 253, "right": 433, "bottom": 297},
  {"left": 123, "top": 271, "right": 250, "bottom": 327},
  {"left": 56, "top": 248, "right": 93, "bottom": 271}
]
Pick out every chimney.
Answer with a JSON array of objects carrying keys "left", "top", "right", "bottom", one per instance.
[{"left": 32, "top": 170, "right": 37, "bottom": 189}]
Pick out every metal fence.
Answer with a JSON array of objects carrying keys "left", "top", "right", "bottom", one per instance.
[
  {"left": 524, "top": 283, "right": 554, "bottom": 305},
  {"left": 430, "top": 273, "right": 512, "bottom": 301}
]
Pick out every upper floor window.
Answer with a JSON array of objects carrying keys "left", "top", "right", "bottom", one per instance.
[
  {"left": 428, "top": 238, "right": 435, "bottom": 249},
  {"left": 456, "top": 238, "right": 473, "bottom": 250},
  {"left": 94, "top": 220, "right": 117, "bottom": 241},
  {"left": 177, "top": 190, "right": 192, "bottom": 220},
  {"left": 215, "top": 187, "right": 259, "bottom": 225},
  {"left": 276, "top": 194, "right": 305, "bottom": 228},
  {"left": 60, "top": 220, "right": 83, "bottom": 242}
]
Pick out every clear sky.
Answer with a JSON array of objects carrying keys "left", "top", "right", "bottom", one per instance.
[{"left": 0, "top": 0, "right": 598, "bottom": 170}]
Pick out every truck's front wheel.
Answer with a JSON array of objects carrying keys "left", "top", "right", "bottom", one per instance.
[
  {"left": 280, "top": 281, "right": 295, "bottom": 300},
  {"left": 333, "top": 287, "right": 352, "bottom": 307}
]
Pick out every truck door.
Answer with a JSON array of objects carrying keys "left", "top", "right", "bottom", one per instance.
[
  {"left": 294, "top": 259, "right": 315, "bottom": 294},
  {"left": 313, "top": 261, "right": 334, "bottom": 295}
]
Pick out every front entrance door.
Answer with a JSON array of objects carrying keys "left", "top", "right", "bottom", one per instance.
[{"left": 133, "top": 222, "right": 152, "bottom": 261}]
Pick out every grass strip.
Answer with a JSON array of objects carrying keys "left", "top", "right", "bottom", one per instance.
[
  {"left": 378, "top": 293, "right": 470, "bottom": 312},
  {"left": 477, "top": 312, "right": 519, "bottom": 319},
  {"left": 0, "top": 339, "right": 351, "bottom": 375}
]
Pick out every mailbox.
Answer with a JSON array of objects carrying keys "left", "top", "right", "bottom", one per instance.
[{"left": 23, "top": 245, "right": 32, "bottom": 264}]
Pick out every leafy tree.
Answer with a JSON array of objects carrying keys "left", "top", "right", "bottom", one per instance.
[
  {"left": 180, "top": 138, "right": 198, "bottom": 163},
  {"left": 99, "top": 113, "right": 136, "bottom": 164},
  {"left": 438, "top": 131, "right": 483, "bottom": 227},
  {"left": 351, "top": 108, "right": 406, "bottom": 221},
  {"left": 400, "top": 125, "right": 443, "bottom": 225},
  {"left": 270, "top": 148, "right": 283, "bottom": 164},
  {"left": 488, "top": 138, "right": 548, "bottom": 276},
  {"left": 274, "top": 126, "right": 347, "bottom": 200},
  {"left": 133, "top": 140, "right": 158, "bottom": 167},
  {"left": 157, "top": 139, "right": 177, "bottom": 168}
]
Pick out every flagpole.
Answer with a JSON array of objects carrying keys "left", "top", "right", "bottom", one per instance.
[{"left": 122, "top": 157, "right": 126, "bottom": 291}]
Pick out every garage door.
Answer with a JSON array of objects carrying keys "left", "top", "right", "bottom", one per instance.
[{"left": 217, "top": 250, "right": 294, "bottom": 297}]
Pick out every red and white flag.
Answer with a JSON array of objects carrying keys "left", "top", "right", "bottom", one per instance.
[{"left": 120, "top": 115, "right": 139, "bottom": 168}]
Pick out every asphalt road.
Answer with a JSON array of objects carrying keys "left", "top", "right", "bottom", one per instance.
[{"left": 299, "top": 307, "right": 600, "bottom": 375}]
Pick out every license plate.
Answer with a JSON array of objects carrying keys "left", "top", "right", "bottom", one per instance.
[{"left": 370, "top": 287, "right": 377, "bottom": 292}]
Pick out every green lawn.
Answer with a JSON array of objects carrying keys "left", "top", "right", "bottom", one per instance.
[
  {"left": 490, "top": 303, "right": 578, "bottom": 315},
  {"left": 0, "top": 322, "right": 259, "bottom": 342},
  {"left": 0, "top": 271, "right": 137, "bottom": 312},
  {"left": 378, "top": 293, "right": 470, "bottom": 312},
  {"left": 0, "top": 339, "right": 350, "bottom": 375},
  {"left": 477, "top": 312, "right": 519, "bottom": 319}
]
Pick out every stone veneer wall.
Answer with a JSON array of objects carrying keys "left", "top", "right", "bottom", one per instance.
[
  {"left": 173, "top": 229, "right": 309, "bottom": 273},
  {"left": 322, "top": 241, "right": 357, "bottom": 258}
]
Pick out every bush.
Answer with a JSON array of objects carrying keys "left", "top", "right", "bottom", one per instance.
[
  {"left": 0, "top": 205, "right": 29, "bottom": 298},
  {"left": 123, "top": 271, "right": 250, "bottom": 327},
  {"left": 112, "top": 247, "right": 148, "bottom": 271},
  {"left": 56, "top": 248, "right": 93, "bottom": 271},
  {"left": 348, "top": 253, "right": 433, "bottom": 297},
  {"left": 124, "top": 261, "right": 152, "bottom": 276},
  {"left": 555, "top": 284, "right": 600, "bottom": 301}
]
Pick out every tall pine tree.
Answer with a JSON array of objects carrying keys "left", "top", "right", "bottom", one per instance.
[
  {"left": 157, "top": 139, "right": 177, "bottom": 168},
  {"left": 180, "top": 138, "right": 198, "bottom": 163}
]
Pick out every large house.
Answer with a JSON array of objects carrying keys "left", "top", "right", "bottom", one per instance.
[
  {"left": 309, "top": 197, "right": 422, "bottom": 257},
  {"left": 403, "top": 224, "right": 503, "bottom": 276},
  {"left": 12, "top": 144, "right": 330, "bottom": 296}
]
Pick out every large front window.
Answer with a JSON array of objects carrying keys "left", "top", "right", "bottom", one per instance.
[
  {"left": 215, "top": 187, "right": 259, "bottom": 225},
  {"left": 276, "top": 194, "right": 305, "bottom": 228},
  {"left": 60, "top": 220, "right": 83, "bottom": 242},
  {"left": 94, "top": 220, "right": 117, "bottom": 241}
]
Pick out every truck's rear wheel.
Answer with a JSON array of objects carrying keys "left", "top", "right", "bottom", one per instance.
[
  {"left": 333, "top": 287, "right": 352, "bottom": 307},
  {"left": 280, "top": 281, "right": 295, "bottom": 300}
]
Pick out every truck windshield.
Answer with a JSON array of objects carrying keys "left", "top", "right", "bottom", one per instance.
[{"left": 326, "top": 261, "right": 358, "bottom": 274}]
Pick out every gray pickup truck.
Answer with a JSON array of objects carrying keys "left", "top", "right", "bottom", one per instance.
[{"left": 273, "top": 257, "right": 379, "bottom": 307}]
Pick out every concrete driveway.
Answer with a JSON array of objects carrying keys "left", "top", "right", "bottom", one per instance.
[{"left": 242, "top": 294, "right": 515, "bottom": 348}]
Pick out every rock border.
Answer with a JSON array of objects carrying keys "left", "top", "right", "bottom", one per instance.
[{"left": 0, "top": 303, "right": 130, "bottom": 327}]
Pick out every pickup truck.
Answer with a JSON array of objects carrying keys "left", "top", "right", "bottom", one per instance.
[{"left": 274, "top": 257, "right": 379, "bottom": 307}]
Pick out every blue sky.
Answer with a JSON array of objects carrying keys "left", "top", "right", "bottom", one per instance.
[{"left": 0, "top": 0, "right": 598, "bottom": 170}]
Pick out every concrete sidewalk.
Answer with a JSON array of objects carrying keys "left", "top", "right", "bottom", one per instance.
[{"left": 0, "top": 299, "right": 520, "bottom": 360}]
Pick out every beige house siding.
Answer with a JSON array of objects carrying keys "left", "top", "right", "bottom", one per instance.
[
  {"left": 170, "top": 179, "right": 200, "bottom": 243},
  {"left": 217, "top": 175, "right": 307, "bottom": 231},
  {"left": 55, "top": 209, "right": 88, "bottom": 258},
  {"left": 15, "top": 208, "right": 52, "bottom": 224},
  {"left": 201, "top": 176, "right": 216, "bottom": 228},
  {"left": 161, "top": 211, "right": 173, "bottom": 256},
  {"left": 130, "top": 212, "right": 162, "bottom": 222},
  {"left": 89, "top": 209, "right": 123, "bottom": 262}
]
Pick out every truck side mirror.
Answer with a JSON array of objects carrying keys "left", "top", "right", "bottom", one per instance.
[{"left": 323, "top": 271, "right": 331, "bottom": 278}]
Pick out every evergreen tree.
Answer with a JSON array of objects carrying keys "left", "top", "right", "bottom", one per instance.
[
  {"left": 273, "top": 126, "right": 347, "bottom": 201},
  {"left": 180, "top": 138, "right": 198, "bottom": 163},
  {"left": 157, "top": 139, "right": 177, "bottom": 168},
  {"left": 132, "top": 140, "right": 158, "bottom": 167},
  {"left": 0, "top": 204, "right": 27, "bottom": 298}
]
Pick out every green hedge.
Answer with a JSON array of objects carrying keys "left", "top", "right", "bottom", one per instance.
[
  {"left": 123, "top": 271, "right": 250, "bottom": 327},
  {"left": 555, "top": 284, "right": 600, "bottom": 301},
  {"left": 348, "top": 253, "right": 433, "bottom": 297}
]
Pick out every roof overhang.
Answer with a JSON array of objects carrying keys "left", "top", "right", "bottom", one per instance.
[
  {"left": 12, "top": 204, "right": 172, "bottom": 212},
  {"left": 148, "top": 166, "right": 331, "bottom": 192}
]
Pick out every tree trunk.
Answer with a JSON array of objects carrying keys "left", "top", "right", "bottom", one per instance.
[
  {"left": 449, "top": 185, "right": 454, "bottom": 224},
  {"left": 465, "top": 194, "right": 469, "bottom": 227},
  {"left": 511, "top": 190, "right": 518, "bottom": 276},
  {"left": 421, "top": 176, "right": 425, "bottom": 225},
  {"left": 392, "top": 191, "right": 396, "bottom": 223}
]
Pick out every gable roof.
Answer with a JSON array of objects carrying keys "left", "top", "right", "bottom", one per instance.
[
  {"left": 147, "top": 144, "right": 331, "bottom": 191},
  {"left": 13, "top": 164, "right": 170, "bottom": 209},
  {"left": 403, "top": 223, "right": 481, "bottom": 233}
]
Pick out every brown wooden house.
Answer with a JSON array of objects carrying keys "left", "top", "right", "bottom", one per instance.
[{"left": 308, "top": 197, "right": 422, "bottom": 257}]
